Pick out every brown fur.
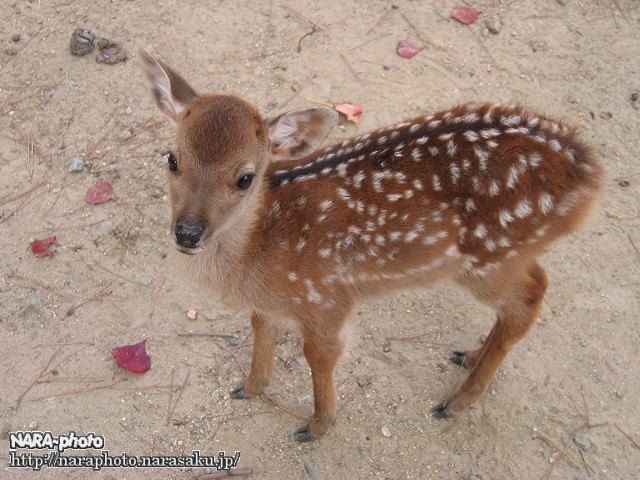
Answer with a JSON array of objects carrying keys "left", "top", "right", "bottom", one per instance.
[{"left": 140, "top": 52, "right": 603, "bottom": 441}]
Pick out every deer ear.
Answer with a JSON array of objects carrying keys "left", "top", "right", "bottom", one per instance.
[
  {"left": 267, "top": 107, "right": 337, "bottom": 159},
  {"left": 139, "top": 50, "right": 197, "bottom": 124}
]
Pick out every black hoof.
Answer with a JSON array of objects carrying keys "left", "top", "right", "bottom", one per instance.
[
  {"left": 230, "top": 387, "right": 248, "bottom": 400},
  {"left": 432, "top": 403, "right": 454, "bottom": 419},
  {"left": 293, "top": 425, "right": 316, "bottom": 443},
  {"left": 450, "top": 351, "right": 466, "bottom": 367}
]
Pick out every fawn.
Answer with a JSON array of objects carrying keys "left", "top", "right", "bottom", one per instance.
[{"left": 140, "top": 51, "right": 603, "bottom": 442}]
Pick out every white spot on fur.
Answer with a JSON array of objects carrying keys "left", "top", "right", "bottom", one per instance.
[{"left": 514, "top": 199, "right": 533, "bottom": 218}]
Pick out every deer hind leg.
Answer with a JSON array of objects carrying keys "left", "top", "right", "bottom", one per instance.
[
  {"left": 434, "top": 261, "right": 548, "bottom": 418},
  {"left": 230, "top": 312, "right": 278, "bottom": 399}
]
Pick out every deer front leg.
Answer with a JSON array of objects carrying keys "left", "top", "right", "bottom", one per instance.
[
  {"left": 230, "top": 312, "right": 277, "bottom": 399},
  {"left": 293, "top": 327, "right": 345, "bottom": 442}
]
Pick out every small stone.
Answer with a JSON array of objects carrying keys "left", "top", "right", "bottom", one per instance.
[
  {"left": 139, "top": 278, "right": 153, "bottom": 287},
  {"left": 99, "top": 220, "right": 115, "bottom": 234},
  {"left": 599, "top": 111, "right": 613, "bottom": 120},
  {"left": 11, "top": 33, "right": 21, "bottom": 43},
  {"left": 117, "top": 129, "right": 132, "bottom": 141},
  {"left": 382, "top": 339, "right": 392, "bottom": 353},
  {"left": 28, "top": 236, "right": 35, "bottom": 244},
  {"left": 557, "top": 0, "right": 567, "bottom": 5},
  {"left": 0, "top": 207, "right": 4, "bottom": 219},
  {"left": 303, "top": 462, "right": 319, "bottom": 480},
  {"left": 530, "top": 41, "right": 549, "bottom": 52},
  {"left": 574, "top": 433, "right": 591, "bottom": 452},
  {"left": 70, "top": 28, "right": 94, "bottom": 56},
  {"left": 560, "top": 433, "right": 570, "bottom": 446},
  {"left": 22, "top": 290, "right": 47, "bottom": 317},
  {"left": 381, "top": 426, "right": 391, "bottom": 437},
  {"left": 124, "top": 106, "right": 133, "bottom": 115},
  {"left": 68, "top": 156, "right": 84, "bottom": 172},
  {"left": 28, "top": 421, "right": 38, "bottom": 430},
  {"left": 227, "top": 336, "right": 239, "bottom": 347},
  {"left": 109, "top": 155, "right": 118, "bottom": 164},
  {"left": 485, "top": 19, "right": 501, "bottom": 34},
  {"left": 187, "top": 309, "right": 198, "bottom": 320},
  {"left": 631, "top": 92, "right": 639, "bottom": 102},
  {"left": 297, "top": 394, "right": 312, "bottom": 404},
  {"left": 96, "top": 38, "right": 127, "bottom": 64},
  {"left": 5, "top": 47, "right": 17, "bottom": 56}
]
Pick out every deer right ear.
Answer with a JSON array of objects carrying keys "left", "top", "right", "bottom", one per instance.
[{"left": 139, "top": 50, "right": 197, "bottom": 124}]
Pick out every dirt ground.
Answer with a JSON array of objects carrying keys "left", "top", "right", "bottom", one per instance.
[{"left": 1, "top": 1, "right": 639, "bottom": 479}]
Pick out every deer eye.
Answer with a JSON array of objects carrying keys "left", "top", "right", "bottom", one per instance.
[
  {"left": 236, "top": 173, "right": 254, "bottom": 190},
  {"left": 167, "top": 152, "right": 178, "bottom": 172}
]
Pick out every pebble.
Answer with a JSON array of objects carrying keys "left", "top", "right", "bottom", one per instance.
[
  {"left": 99, "top": 220, "right": 115, "bottom": 234},
  {"left": 485, "top": 19, "right": 501, "bottom": 34},
  {"left": 382, "top": 339, "right": 392, "bottom": 353},
  {"left": 187, "top": 309, "right": 198, "bottom": 320},
  {"left": 124, "top": 106, "right": 133, "bottom": 115},
  {"left": 0, "top": 207, "right": 4, "bottom": 219},
  {"left": 227, "top": 336, "right": 239, "bottom": 346},
  {"left": 557, "top": 0, "right": 567, "bottom": 5},
  {"left": 11, "top": 33, "right": 21, "bottom": 43},
  {"left": 28, "top": 421, "right": 38, "bottom": 430},
  {"left": 631, "top": 92, "right": 639, "bottom": 102},
  {"left": 68, "top": 156, "right": 85, "bottom": 172},
  {"left": 28, "top": 236, "right": 35, "bottom": 244},
  {"left": 530, "top": 41, "right": 549, "bottom": 52},
  {"left": 22, "top": 290, "right": 47, "bottom": 317},
  {"left": 297, "top": 394, "right": 312, "bottom": 404},
  {"left": 139, "top": 278, "right": 153, "bottom": 287},
  {"left": 560, "top": 433, "right": 570, "bottom": 446},
  {"left": 573, "top": 433, "right": 591, "bottom": 452},
  {"left": 5, "top": 47, "right": 17, "bottom": 56},
  {"left": 599, "top": 111, "right": 613, "bottom": 120},
  {"left": 117, "top": 129, "right": 132, "bottom": 141},
  {"left": 109, "top": 155, "right": 119, "bottom": 164},
  {"left": 303, "top": 462, "right": 319, "bottom": 480},
  {"left": 70, "top": 28, "right": 94, "bottom": 56},
  {"left": 96, "top": 38, "right": 128, "bottom": 64},
  {"left": 381, "top": 426, "right": 391, "bottom": 437}
]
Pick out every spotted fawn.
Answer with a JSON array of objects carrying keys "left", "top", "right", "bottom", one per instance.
[{"left": 141, "top": 51, "right": 603, "bottom": 442}]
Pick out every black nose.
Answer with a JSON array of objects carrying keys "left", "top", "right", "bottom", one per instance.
[{"left": 175, "top": 223, "right": 204, "bottom": 248}]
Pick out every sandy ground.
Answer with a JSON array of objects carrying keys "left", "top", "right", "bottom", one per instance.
[{"left": 1, "top": 1, "right": 639, "bottom": 479}]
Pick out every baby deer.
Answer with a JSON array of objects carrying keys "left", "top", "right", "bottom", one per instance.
[{"left": 141, "top": 51, "right": 602, "bottom": 442}]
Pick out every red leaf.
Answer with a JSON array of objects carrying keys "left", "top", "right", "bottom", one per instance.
[
  {"left": 112, "top": 340, "right": 151, "bottom": 373},
  {"left": 451, "top": 6, "right": 480, "bottom": 25},
  {"left": 396, "top": 40, "right": 424, "bottom": 59},
  {"left": 334, "top": 103, "right": 363, "bottom": 124},
  {"left": 86, "top": 179, "right": 115, "bottom": 205},
  {"left": 31, "top": 235, "right": 58, "bottom": 258}
]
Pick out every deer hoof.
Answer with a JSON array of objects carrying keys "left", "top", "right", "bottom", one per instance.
[
  {"left": 293, "top": 424, "right": 317, "bottom": 443},
  {"left": 230, "top": 387, "right": 248, "bottom": 400},
  {"left": 432, "top": 403, "right": 454, "bottom": 419}
]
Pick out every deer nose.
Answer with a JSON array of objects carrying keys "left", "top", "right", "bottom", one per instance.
[{"left": 175, "top": 223, "right": 204, "bottom": 248}]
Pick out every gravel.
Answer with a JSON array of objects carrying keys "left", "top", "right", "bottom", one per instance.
[{"left": 68, "top": 156, "right": 85, "bottom": 172}]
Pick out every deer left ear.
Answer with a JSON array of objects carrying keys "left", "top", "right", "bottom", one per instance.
[{"left": 267, "top": 107, "right": 337, "bottom": 159}]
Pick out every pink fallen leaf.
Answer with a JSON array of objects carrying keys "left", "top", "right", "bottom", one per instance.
[
  {"left": 86, "top": 179, "right": 115, "bottom": 205},
  {"left": 31, "top": 235, "right": 58, "bottom": 258},
  {"left": 112, "top": 340, "right": 151, "bottom": 373},
  {"left": 396, "top": 40, "right": 424, "bottom": 59},
  {"left": 334, "top": 103, "right": 363, "bottom": 124},
  {"left": 451, "top": 6, "right": 480, "bottom": 25}
]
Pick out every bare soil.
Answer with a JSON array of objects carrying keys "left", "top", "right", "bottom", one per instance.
[{"left": 1, "top": 1, "right": 639, "bottom": 479}]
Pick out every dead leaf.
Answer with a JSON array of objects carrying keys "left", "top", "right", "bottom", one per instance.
[
  {"left": 451, "top": 6, "right": 480, "bottom": 25},
  {"left": 86, "top": 179, "right": 115, "bottom": 205},
  {"left": 112, "top": 340, "right": 151, "bottom": 373},
  {"left": 396, "top": 40, "right": 424, "bottom": 59},
  {"left": 334, "top": 103, "right": 363, "bottom": 124},
  {"left": 31, "top": 235, "right": 58, "bottom": 258}
]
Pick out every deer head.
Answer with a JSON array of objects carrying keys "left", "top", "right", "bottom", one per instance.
[{"left": 140, "top": 50, "right": 337, "bottom": 254}]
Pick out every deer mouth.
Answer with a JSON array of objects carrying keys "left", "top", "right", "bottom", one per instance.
[{"left": 173, "top": 240, "right": 204, "bottom": 255}]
